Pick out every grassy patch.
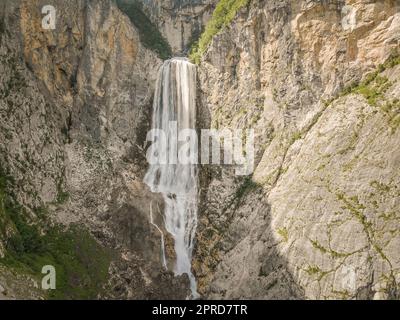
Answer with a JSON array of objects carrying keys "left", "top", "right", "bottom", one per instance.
[
  {"left": 116, "top": 0, "right": 172, "bottom": 60},
  {"left": 341, "top": 53, "right": 400, "bottom": 98},
  {"left": 335, "top": 191, "right": 391, "bottom": 265},
  {"left": 233, "top": 175, "right": 259, "bottom": 202},
  {"left": 370, "top": 180, "right": 391, "bottom": 194},
  {"left": 277, "top": 227, "right": 289, "bottom": 242},
  {"left": 324, "top": 53, "right": 400, "bottom": 107},
  {"left": 304, "top": 265, "right": 330, "bottom": 281},
  {"left": 189, "top": 0, "right": 250, "bottom": 64},
  {"left": 380, "top": 98, "right": 400, "bottom": 130},
  {"left": 310, "top": 239, "right": 328, "bottom": 254},
  {"left": 289, "top": 131, "right": 302, "bottom": 145},
  {"left": 0, "top": 164, "right": 111, "bottom": 300},
  {"left": 322, "top": 52, "right": 400, "bottom": 131},
  {"left": 305, "top": 265, "right": 322, "bottom": 276},
  {"left": 352, "top": 75, "right": 391, "bottom": 107},
  {"left": 55, "top": 177, "right": 69, "bottom": 205}
]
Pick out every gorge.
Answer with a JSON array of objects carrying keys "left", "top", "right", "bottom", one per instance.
[{"left": 0, "top": 0, "right": 399, "bottom": 300}]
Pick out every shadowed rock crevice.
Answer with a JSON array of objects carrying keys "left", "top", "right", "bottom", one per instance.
[{"left": 194, "top": 180, "right": 305, "bottom": 299}]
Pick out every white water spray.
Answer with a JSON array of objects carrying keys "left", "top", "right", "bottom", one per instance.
[
  {"left": 144, "top": 58, "right": 199, "bottom": 298},
  {"left": 149, "top": 201, "right": 167, "bottom": 270}
]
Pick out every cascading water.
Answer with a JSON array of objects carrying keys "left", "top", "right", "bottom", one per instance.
[{"left": 144, "top": 58, "right": 199, "bottom": 298}]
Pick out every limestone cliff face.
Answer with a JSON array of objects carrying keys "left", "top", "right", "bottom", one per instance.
[
  {"left": 0, "top": 0, "right": 188, "bottom": 299},
  {"left": 140, "top": 0, "right": 217, "bottom": 54},
  {"left": 1, "top": 0, "right": 399, "bottom": 301},
  {"left": 195, "top": 0, "right": 400, "bottom": 299}
]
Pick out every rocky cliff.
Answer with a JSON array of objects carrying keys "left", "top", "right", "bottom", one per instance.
[
  {"left": 194, "top": 0, "right": 400, "bottom": 299},
  {"left": 0, "top": 0, "right": 188, "bottom": 299},
  {"left": 0, "top": 0, "right": 399, "bottom": 301},
  {"left": 138, "top": 0, "right": 217, "bottom": 54}
]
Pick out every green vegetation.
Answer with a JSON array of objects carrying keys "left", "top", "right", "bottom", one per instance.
[
  {"left": 381, "top": 98, "right": 400, "bottom": 130},
  {"left": 370, "top": 180, "right": 391, "bottom": 194},
  {"left": 56, "top": 176, "right": 69, "bottom": 204},
  {"left": 310, "top": 239, "right": 328, "bottom": 254},
  {"left": 277, "top": 227, "right": 288, "bottom": 242},
  {"left": 289, "top": 131, "right": 303, "bottom": 145},
  {"left": 336, "top": 193, "right": 368, "bottom": 227},
  {"left": 310, "top": 237, "right": 352, "bottom": 259},
  {"left": 324, "top": 52, "right": 400, "bottom": 104},
  {"left": 340, "top": 53, "right": 400, "bottom": 99},
  {"left": 325, "top": 53, "right": 400, "bottom": 130},
  {"left": 305, "top": 265, "right": 322, "bottom": 276},
  {"left": 353, "top": 75, "right": 391, "bottom": 107},
  {"left": 189, "top": 0, "right": 250, "bottom": 64},
  {"left": 233, "top": 175, "right": 259, "bottom": 202},
  {"left": 335, "top": 191, "right": 391, "bottom": 265},
  {"left": 0, "top": 165, "right": 111, "bottom": 299},
  {"left": 56, "top": 190, "right": 69, "bottom": 204},
  {"left": 116, "top": 0, "right": 172, "bottom": 60},
  {"left": 303, "top": 264, "right": 331, "bottom": 281},
  {"left": 0, "top": 55, "right": 26, "bottom": 100},
  {"left": 222, "top": 175, "right": 260, "bottom": 213},
  {"left": 337, "top": 129, "right": 359, "bottom": 155}
]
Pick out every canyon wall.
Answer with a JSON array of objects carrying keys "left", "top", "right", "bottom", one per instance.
[
  {"left": 194, "top": 0, "right": 400, "bottom": 299},
  {"left": 1, "top": 0, "right": 400, "bottom": 300},
  {"left": 139, "top": 0, "right": 217, "bottom": 54},
  {"left": 0, "top": 0, "right": 188, "bottom": 299}
]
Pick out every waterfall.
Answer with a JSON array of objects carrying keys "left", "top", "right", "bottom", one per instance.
[
  {"left": 149, "top": 201, "right": 167, "bottom": 270},
  {"left": 144, "top": 58, "right": 199, "bottom": 298}
]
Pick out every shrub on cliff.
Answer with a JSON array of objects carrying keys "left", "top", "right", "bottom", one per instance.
[{"left": 190, "top": 0, "right": 250, "bottom": 64}]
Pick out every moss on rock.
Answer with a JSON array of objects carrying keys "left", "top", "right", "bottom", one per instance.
[{"left": 0, "top": 164, "right": 111, "bottom": 300}]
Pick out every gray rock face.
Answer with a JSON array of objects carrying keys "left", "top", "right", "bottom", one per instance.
[
  {"left": 139, "top": 0, "right": 217, "bottom": 54},
  {"left": 194, "top": 0, "right": 400, "bottom": 299},
  {"left": 1, "top": 0, "right": 399, "bottom": 301},
  {"left": 0, "top": 0, "right": 68, "bottom": 257},
  {"left": 0, "top": 0, "right": 189, "bottom": 299}
]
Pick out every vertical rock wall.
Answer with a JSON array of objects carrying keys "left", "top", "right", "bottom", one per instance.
[
  {"left": 0, "top": 0, "right": 189, "bottom": 299},
  {"left": 194, "top": 0, "right": 400, "bottom": 300},
  {"left": 140, "top": 0, "right": 217, "bottom": 54}
]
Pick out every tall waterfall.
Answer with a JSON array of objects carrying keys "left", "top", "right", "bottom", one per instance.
[{"left": 144, "top": 58, "right": 199, "bottom": 298}]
